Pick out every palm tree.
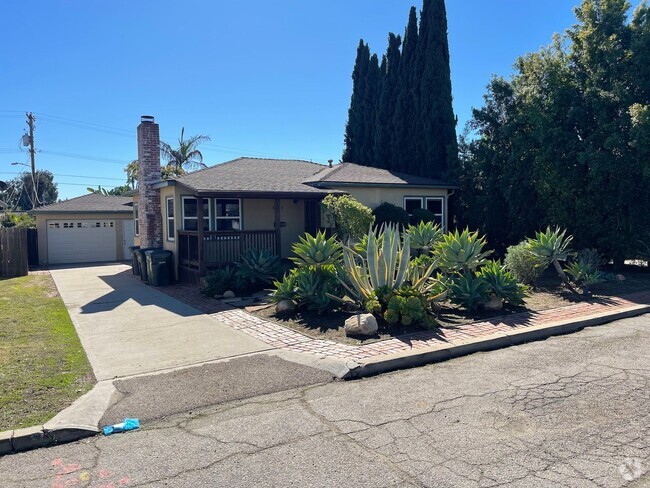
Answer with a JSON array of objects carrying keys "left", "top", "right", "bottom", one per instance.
[{"left": 160, "top": 128, "right": 211, "bottom": 176}]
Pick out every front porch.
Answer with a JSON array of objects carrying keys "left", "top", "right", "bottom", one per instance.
[{"left": 174, "top": 195, "right": 324, "bottom": 282}]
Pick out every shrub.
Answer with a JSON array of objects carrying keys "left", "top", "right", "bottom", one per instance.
[
  {"left": 372, "top": 202, "right": 409, "bottom": 228},
  {"left": 410, "top": 208, "right": 437, "bottom": 225},
  {"left": 235, "top": 248, "right": 282, "bottom": 285},
  {"left": 448, "top": 273, "right": 490, "bottom": 311},
  {"left": 321, "top": 194, "right": 374, "bottom": 242},
  {"left": 202, "top": 266, "right": 245, "bottom": 297},
  {"left": 476, "top": 260, "right": 528, "bottom": 305},
  {"left": 504, "top": 242, "right": 545, "bottom": 285},
  {"left": 433, "top": 228, "right": 492, "bottom": 274},
  {"left": 406, "top": 221, "right": 443, "bottom": 254},
  {"left": 0, "top": 213, "right": 35, "bottom": 228},
  {"left": 291, "top": 231, "right": 342, "bottom": 268}
]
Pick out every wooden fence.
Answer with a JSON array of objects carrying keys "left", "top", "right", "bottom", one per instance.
[{"left": 0, "top": 227, "right": 29, "bottom": 278}]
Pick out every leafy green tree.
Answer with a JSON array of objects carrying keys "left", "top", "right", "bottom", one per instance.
[
  {"left": 160, "top": 127, "right": 211, "bottom": 175},
  {"left": 6, "top": 170, "right": 58, "bottom": 210}
]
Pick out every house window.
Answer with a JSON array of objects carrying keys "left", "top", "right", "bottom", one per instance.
[
  {"left": 134, "top": 203, "right": 139, "bottom": 236},
  {"left": 166, "top": 197, "right": 175, "bottom": 241},
  {"left": 182, "top": 197, "right": 210, "bottom": 231},
  {"left": 403, "top": 197, "right": 445, "bottom": 227},
  {"left": 215, "top": 199, "right": 241, "bottom": 231},
  {"left": 425, "top": 197, "right": 444, "bottom": 226}
]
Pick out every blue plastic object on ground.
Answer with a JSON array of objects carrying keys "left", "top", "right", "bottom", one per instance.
[{"left": 102, "top": 418, "right": 140, "bottom": 436}]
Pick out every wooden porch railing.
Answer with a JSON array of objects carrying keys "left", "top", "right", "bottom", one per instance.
[{"left": 178, "top": 230, "right": 278, "bottom": 273}]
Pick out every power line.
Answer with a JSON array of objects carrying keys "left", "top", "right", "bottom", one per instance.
[
  {"left": 39, "top": 149, "right": 129, "bottom": 165},
  {"left": 0, "top": 171, "right": 125, "bottom": 181}
]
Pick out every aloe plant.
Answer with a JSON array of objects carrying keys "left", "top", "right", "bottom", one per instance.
[
  {"left": 406, "top": 221, "right": 444, "bottom": 254},
  {"left": 448, "top": 273, "right": 490, "bottom": 311},
  {"left": 476, "top": 260, "right": 528, "bottom": 305},
  {"left": 433, "top": 228, "right": 492, "bottom": 274},
  {"left": 235, "top": 248, "right": 281, "bottom": 285},
  {"left": 290, "top": 231, "right": 343, "bottom": 268},
  {"left": 527, "top": 227, "right": 576, "bottom": 292},
  {"left": 340, "top": 225, "right": 436, "bottom": 304}
]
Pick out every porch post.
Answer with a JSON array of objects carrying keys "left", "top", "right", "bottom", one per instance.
[
  {"left": 274, "top": 198, "right": 282, "bottom": 257},
  {"left": 197, "top": 196, "right": 206, "bottom": 277}
]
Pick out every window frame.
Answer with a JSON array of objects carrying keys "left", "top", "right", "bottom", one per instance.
[
  {"left": 181, "top": 196, "right": 211, "bottom": 232},
  {"left": 403, "top": 196, "right": 446, "bottom": 228},
  {"left": 214, "top": 198, "right": 242, "bottom": 231},
  {"left": 133, "top": 203, "right": 139, "bottom": 236},
  {"left": 166, "top": 197, "right": 175, "bottom": 241}
]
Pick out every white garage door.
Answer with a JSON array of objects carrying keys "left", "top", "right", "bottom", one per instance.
[{"left": 48, "top": 220, "right": 117, "bottom": 264}]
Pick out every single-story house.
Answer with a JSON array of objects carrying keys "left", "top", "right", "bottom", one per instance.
[
  {"left": 133, "top": 116, "right": 457, "bottom": 283},
  {"left": 33, "top": 193, "right": 135, "bottom": 265}
]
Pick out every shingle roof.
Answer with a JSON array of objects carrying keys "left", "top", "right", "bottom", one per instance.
[
  {"left": 33, "top": 194, "right": 133, "bottom": 213},
  {"left": 170, "top": 158, "right": 342, "bottom": 195},
  {"left": 307, "top": 163, "right": 456, "bottom": 188}
]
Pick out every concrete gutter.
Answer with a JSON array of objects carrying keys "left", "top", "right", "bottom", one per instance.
[
  {"left": 343, "top": 303, "right": 650, "bottom": 380},
  {"left": 0, "top": 381, "right": 116, "bottom": 456}
]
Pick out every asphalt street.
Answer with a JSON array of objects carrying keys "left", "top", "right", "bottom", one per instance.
[{"left": 2, "top": 315, "right": 649, "bottom": 487}]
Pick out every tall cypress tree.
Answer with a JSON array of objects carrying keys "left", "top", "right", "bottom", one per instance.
[
  {"left": 374, "top": 33, "right": 402, "bottom": 169},
  {"left": 362, "top": 53, "right": 382, "bottom": 166},
  {"left": 342, "top": 40, "right": 371, "bottom": 164},
  {"left": 393, "top": 6, "right": 419, "bottom": 174},
  {"left": 415, "top": 0, "right": 458, "bottom": 178}
]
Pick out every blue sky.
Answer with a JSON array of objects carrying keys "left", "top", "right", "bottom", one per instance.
[{"left": 0, "top": 0, "right": 641, "bottom": 200}]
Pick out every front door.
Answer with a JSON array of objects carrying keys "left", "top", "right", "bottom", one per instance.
[
  {"left": 304, "top": 200, "right": 321, "bottom": 235},
  {"left": 122, "top": 220, "right": 135, "bottom": 260}
]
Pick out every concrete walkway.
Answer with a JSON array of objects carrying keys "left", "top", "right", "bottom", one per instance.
[{"left": 50, "top": 263, "right": 273, "bottom": 381}]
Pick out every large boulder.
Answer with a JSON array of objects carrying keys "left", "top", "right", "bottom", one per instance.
[
  {"left": 275, "top": 300, "right": 296, "bottom": 314},
  {"left": 223, "top": 290, "right": 236, "bottom": 299},
  {"left": 345, "top": 313, "right": 379, "bottom": 337}
]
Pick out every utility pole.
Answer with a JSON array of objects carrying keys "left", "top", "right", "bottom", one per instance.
[{"left": 26, "top": 112, "right": 37, "bottom": 209}]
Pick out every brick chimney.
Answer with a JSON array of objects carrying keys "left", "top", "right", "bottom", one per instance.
[{"left": 137, "top": 115, "right": 163, "bottom": 248}]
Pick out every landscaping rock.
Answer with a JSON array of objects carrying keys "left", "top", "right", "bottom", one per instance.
[
  {"left": 223, "top": 290, "right": 236, "bottom": 299},
  {"left": 276, "top": 300, "right": 296, "bottom": 314},
  {"left": 616, "top": 274, "right": 626, "bottom": 281},
  {"left": 345, "top": 313, "right": 378, "bottom": 337},
  {"left": 482, "top": 296, "right": 504, "bottom": 311}
]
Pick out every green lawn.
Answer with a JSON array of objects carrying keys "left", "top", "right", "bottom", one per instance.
[{"left": 0, "top": 274, "right": 94, "bottom": 431}]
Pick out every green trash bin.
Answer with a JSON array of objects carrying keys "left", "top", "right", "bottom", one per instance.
[
  {"left": 128, "top": 246, "right": 140, "bottom": 275},
  {"left": 135, "top": 247, "right": 159, "bottom": 282},
  {"left": 145, "top": 250, "right": 174, "bottom": 287}
]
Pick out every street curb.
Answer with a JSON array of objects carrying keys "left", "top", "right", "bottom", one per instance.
[
  {"left": 0, "top": 381, "right": 117, "bottom": 456},
  {"left": 343, "top": 304, "right": 650, "bottom": 380}
]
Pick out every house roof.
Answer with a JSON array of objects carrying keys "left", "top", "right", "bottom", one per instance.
[
  {"left": 162, "top": 157, "right": 457, "bottom": 195},
  {"left": 167, "top": 158, "right": 343, "bottom": 196},
  {"left": 306, "top": 163, "right": 457, "bottom": 188},
  {"left": 32, "top": 193, "right": 133, "bottom": 214}
]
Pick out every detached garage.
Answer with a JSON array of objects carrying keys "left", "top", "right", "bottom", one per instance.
[{"left": 33, "top": 194, "right": 135, "bottom": 266}]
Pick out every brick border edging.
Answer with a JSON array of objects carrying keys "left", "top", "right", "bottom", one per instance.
[
  {"left": 205, "top": 291, "right": 650, "bottom": 379},
  {"left": 346, "top": 304, "right": 650, "bottom": 379}
]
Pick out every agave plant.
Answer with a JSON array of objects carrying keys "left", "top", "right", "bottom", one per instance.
[
  {"left": 406, "top": 221, "right": 444, "bottom": 254},
  {"left": 433, "top": 228, "right": 492, "bottom": 274},
  {"left": 448, "top": 273, "right": 490, "bottom": 311},
  {"left": 270, "top": 272, "right": 297, "bottom": 303},
  {"left": 291, "top": 231, "right": 343, "bottom": 268},
  {"left": 564, "top": 261, "right": 605, "bottom": 290},
  {"left": 526, "top": 227, "right": 576, "bottom": 292},
  {"left": 235, "top": 248, "right": 282, "bottom": 285},
  {"left": 293, "top": 265, "right": 339, "bottom": 314},
  {"left": 476, "top": 260, "right": 528, "bottom": 305},
  {"left": 340, "top": 225, "right": 436, "bottom": 305}
]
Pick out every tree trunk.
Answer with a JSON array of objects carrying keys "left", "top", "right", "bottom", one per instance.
[{"left": 552, "top": 259, "right": 578, "bottom": 294}]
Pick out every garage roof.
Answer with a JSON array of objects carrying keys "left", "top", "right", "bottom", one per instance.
[{"left": 33, "top": 194, "right": 133, "bottom": 214}]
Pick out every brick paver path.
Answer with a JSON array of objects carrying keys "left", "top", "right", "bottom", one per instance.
[{"left": 156, "top": 279, "right": 650, "bottom": 363}]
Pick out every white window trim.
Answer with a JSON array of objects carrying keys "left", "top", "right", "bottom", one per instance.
[
  {"left": 425, "top": 197, "right": 445, "bottom": 228},
  {"left": 166, "top": 197, "right": 175, "bottom": 241},
  {"left": 134, "top": 203, "right": 139, "bottom": 236},
  {"left": 403, "top": 196, "right": 446, "bottom": 228},
  {"left": 215, "top": 198, "right": 242, "bottom": 231},
  {"left": 182, "top": 196, "right": 211, "bottom": 231}
]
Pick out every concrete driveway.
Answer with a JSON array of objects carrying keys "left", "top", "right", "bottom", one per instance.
[{"left": 50, "top": 263, "right": 273, "bottom": 381}]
